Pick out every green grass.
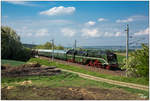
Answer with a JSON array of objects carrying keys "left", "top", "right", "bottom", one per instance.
[
  {"left": 1, "top": 72, "right": 149, "bottom": 98},
  {"left": 28, "top": 58, "right": 149, "bottom": 86},
  {"left": 2, "top": 59, "right": 25, "bottom": 67}
]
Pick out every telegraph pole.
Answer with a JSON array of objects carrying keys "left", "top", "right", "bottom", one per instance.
[
  {"left": 125, "top": 24, "right": 129, "bottom": 60},
  {"left": 74, "top": 40, "right": 76, "bottom": 49},
  {"left": 125, "top": 24, "right": 129, "bottom": 77},
  {"left": 51, "top": 39, "right": 54, "bottom": 62}
]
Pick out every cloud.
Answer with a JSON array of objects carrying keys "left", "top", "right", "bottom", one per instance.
[
  {"left": 115, "top": 32, "right": 121, "bottom": 37},
  {"left": 116, "top": 18, "right": 133, "bottom": 23},
  {"left": 40, "top": 6, "right": 75, "bottom": 16},
  {"left": 81, "top": 28, "right": 100, "bottom": 37},
  {"left": 116, "top": 15, "right": 147, "bottom": 23},
  {"left": 15, "top": 26, "right": 34, "bottom": 37},
  {"left": 134, "top": 28, "right": 149, "bottom": 36},
  {"left": 16, "top": 27, "right": 49, "bottom": 37},
  {"left": 131, "top": 15, "right": 148, "bottom": 21},
  {"left": 104, "top": 32, "right": 113, "bottom": 37},
  {"left": 26, "top": 33, "right": 32, "bottom": 37},
  {"left": 36, "top": 19, "right": 73, "bottom": 26},
  {"left": 2, "top": 16, "right": 8, "bottom": 18},
  {"left": 6, "top": 1, "right": 37, "bottom": 6},
  {"left": 61, "top": 28, "right": 76, "bottom": 37},
  {"left": 98, "top": 18, "right": 107, "bottom": 22},
  {"left": 35, "top": 29, "right": 49, "bottom": 37},
  {"left": 103, "top": 31, "right": 124, "bottom": 37},
  {"left": 85, "top": 21, "right": 96, "bottom": 26}
]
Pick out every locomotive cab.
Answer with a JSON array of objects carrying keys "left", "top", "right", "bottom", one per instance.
[{"left": 106, "top": 52, "right": 118, "bottom": 69}]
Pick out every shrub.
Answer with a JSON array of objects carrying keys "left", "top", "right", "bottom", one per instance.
[{"left": 122, "top": 44, "right": 149, "bottom": 80}]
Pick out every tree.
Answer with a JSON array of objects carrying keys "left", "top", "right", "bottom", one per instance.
[
  {"left": 56, "top": 45, "right": 64, "bottom": 50},
  {"left": 1, "top": 26, "right": 31, "bottom": 61},
  {"left": 2, "top": 26, "right": 21, "bottom": 58},
  {"left": 122, "top": 44, "right": 149, "bottom": 80},
  {"left": 35, "top": 42, "right": 64, "bottom": 50},
  {"left": 44, "top": 42, "right": 53, "bottom": 49}
]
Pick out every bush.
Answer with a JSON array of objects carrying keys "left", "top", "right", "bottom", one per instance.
[
  {"left": 15, "top": 47, "right": 32, "bottom": 61},
  {"left": 122, "top": 44, "right": 149, "bottom": 80}
]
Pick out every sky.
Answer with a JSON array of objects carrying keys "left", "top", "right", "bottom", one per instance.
[{"left": 1, "top": 1, "right": 149, "bottom": 47}]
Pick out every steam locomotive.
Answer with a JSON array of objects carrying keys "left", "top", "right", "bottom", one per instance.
[{"left": 33, "top": 49, "right": 119, "bottom": 70}]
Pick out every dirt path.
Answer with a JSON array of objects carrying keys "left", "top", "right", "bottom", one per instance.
[
  {"left": 60, "top": 69, "right": 149, "bottom": 91},
  {"left": 38, "top": 57, "right": 149, "bottom": 91}
]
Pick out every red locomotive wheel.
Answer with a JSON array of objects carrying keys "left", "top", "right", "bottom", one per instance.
[
  {"left": 88, "top": 61, "right": 94, "bottom": 66},
  {"left": 106, "top": 65, "right": 110, "bottom": 70},
  {"left": 93, "top": 60, "right": 102, "bottom": 68}
]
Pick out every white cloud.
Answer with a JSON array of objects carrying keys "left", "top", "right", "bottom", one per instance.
[
  {"left": 61, "top": 28, "right": 76, "bottom": 37},
  {"left": 35, "top": 29, "right": 49, "bottom": 37},
  {"left": 85, "top": 21, "right": 96, "bottom": 26},
  {"left": 116, "top": 18, "right": 133, "bottom": 23},
  {"left": 134, "top": 28, "right": 149, "bottom": 36},
  {"left": 115, "top": 32, "right": 121, "bottom": 37},
  {"left": 40, "top": 6, "right": 75, "bottom": 16},
  {"left": 6, "top": 1, "right": 36, "bottom": 6},
  {"left": 26, "top": 33, "right": 32, "bottom": 37},
  {"left": 15, "top": 26, "right": 34, "bottom": 37},
  {"left": 16, "top": 27, "right": 49, "bottom": 37},
  {"left": 103, "top": 31, "right": 123, "bottom": 37},
  {"left": 81, "top": 28, "right": 100, "bottom": 37},
  {"left": 131, "top": 15, "right": 147, "bottom": 21},
  {"left": 104, "top": 32, "right": 113, "bottom": 37},
  {"left": 3, "top": 16, "right": 8, "bottom": 18},
  {"left": 116, "top": 15, "right": 147, "bottom": 23},
  {"left": 98, "top": 18, "right": 107, "bottom": 22}
]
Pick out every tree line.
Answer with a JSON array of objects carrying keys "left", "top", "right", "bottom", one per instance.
[{"left": 34, "top": 42, "right": 64, "bottom": 50}]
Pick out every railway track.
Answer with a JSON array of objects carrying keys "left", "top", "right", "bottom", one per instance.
[{"left": 39, "top": 56, "right": 149, "bottom": 91}]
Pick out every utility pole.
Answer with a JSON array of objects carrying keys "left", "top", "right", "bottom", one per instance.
[
  {"left": 125, "top": 24, "right": 129, "bottom": 60},
  {"left": 125, "top": 24, "right": 129, "bottom": 77},
  {"left": 51, "top": 39, "right": 54, "bottom": 62},
  {"left": 74, "top": 40, "right": 76, "bottom": 49}
]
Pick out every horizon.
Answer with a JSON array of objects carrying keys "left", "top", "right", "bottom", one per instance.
[{"left": 23, "top": 43, "right": 145, "bottom": 48}]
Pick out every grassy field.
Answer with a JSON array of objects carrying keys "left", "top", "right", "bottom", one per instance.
[
  {"left": 2, "top": 72, "right": 149, "bottom": 99},
  {"left": 2, "top": 59, "right": 25, "bottom": 67},
  {"left": 2, "top": 58, "right": 148, "bottom": 85},
  {"left": 28, "top": 58, "right": 148, "bottom": 85},
  {"left": 1, "top": 59, "right": 149, "bottom": 99}
]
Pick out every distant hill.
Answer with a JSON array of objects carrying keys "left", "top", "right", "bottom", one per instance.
[{"left": 23, "top": 44, "right": 37, "bottom": 49}]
